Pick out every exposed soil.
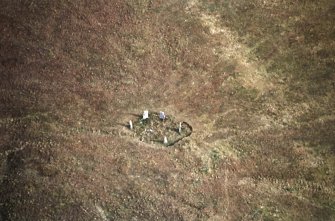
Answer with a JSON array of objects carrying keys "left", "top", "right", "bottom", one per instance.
[{"left": 0, "top": 0, "right": 334, "bottom": 220}]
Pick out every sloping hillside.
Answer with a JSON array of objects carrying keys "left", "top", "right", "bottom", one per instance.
[{"left": 1, "top": 0, "right": 334, "bottom": 220}]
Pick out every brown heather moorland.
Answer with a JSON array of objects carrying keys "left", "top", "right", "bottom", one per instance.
[{"left": 0, "top": 0, "right": 334, "bottom": 220}]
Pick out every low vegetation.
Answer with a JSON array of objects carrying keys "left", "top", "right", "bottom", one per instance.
[{"left": 0, "top": 0, "right": 334, "bottom": 220}]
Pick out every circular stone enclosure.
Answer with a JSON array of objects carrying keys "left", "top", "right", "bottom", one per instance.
[{"left": 130, "top": 112, "right": 192, "bottom": 146}]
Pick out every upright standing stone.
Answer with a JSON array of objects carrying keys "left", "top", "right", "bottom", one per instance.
[
  {"left": 159, "top": 111, "right": 166, "bottom": 120},
  {"left": 178, "top": 122, "right": 182, "bottom": 134},
  {"left": 129, "top": 120, "right": 133, "bottom": 130},
  {"left": 163, "top": 136, "right": 168, "bottom": 145},
  {"left": 143, "top": 110, "right": 149, "bottom": 120}
]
